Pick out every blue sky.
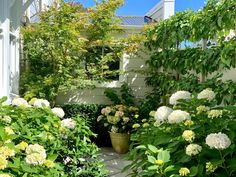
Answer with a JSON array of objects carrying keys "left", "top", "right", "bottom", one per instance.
[{"left": 74, "top": 0, "right": 206, "bottom": 16}]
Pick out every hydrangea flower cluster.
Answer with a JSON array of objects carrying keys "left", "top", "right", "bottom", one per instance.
[
  {"left": 34, "top": 99, "right": 50, "bottom": 108},
  {"left": 0, "top": 145, "right": 15, "bottom": 170},
  {"left": 197, "top": 88, "right": 216, "bottom": 101},
  {"left": 207, "top": 110, "right": 223, "bottom": 119},
  {"left": 169, "top": 91, "right": 191, "bottom": 105},
  {"left": 179, "top": 167, "right": 190, "bottom": 176},
  {"left": 168, "top": 110, "right": 191, "bottom": 124},
  {"left": 206, "top": 132, "right": 231, "bottom": 150},
  {"left": 61, "top": 118, "right": 76, "bottom": 129},
  {"left": 154, "top": 106, "right": 173, "bottom": 122},
  {"left": 186, "top": 144, "right": 202, "bottom": 156},
  {"left": 52, "top": 107, "right": 65, "bottom": 118},
  {"left": 12, "top": 98, "right": 30, "bottom": 107},
  {"left": 182, "top": 130, "right": 195, "bottom": 142},
  {"left": 25, "top": 144, "right": 47, "bottom": 165}
]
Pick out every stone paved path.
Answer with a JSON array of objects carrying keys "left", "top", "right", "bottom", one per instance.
[{"left": 100, "top": 147, "right": 131, "bottom": 177}]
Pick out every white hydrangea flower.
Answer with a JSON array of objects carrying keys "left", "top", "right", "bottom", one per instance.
[
  {"left": 26, "top": 144, "right": 47, "bottom": 158},
  {"left": 168, "top": 110, "right": 191, "bottom": 124},
  {"left": 51, "top": 107, "right": 65, "bottom": 118},
  {"left": 25, "top": 153, "right": 46, "bottom": 165},
  {"left": 34, "top": 99, "right": 50, "bottom": 108},
  {"left": 182, "top": 130, "right": 195, "bottom": 142},
  {"left": 186, "top": 144, "right": 202, "bottom": 156},
  {"left": 154, "top": 106, "right": 173, "bottom": 122},
  {"left": 12, "top": 98, "right": 29, "bottom": 107},
  {"left": 169, "top": 91, "right": 191, "bottom": 105},
  {"left": 61, "top": 118, "right": 76, "bottom": 129},
  {"left": 206, "top": 132, "right": 231, "bottom": 150},
  {"left": 197, "top": 88, "right": 216, "bottom": 101},
  {"left": 208, "top": 110, "right": 223, "bottom": 119}
]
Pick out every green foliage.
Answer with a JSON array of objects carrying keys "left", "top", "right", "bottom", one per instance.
[
  {"left": 125, "top": 90, "right": 236, "bottom": 176},
  {"left": 21, "top": 0, "right": 128, "bottom": 104},
  {"left": 104, "top": 83, "right": 135, "bottom": 106},
  {"left": 143, "top": 0, "right": 236, "bottom": 108},
  {"left": 0, "top": 98, "right": 106, "bottom": 176},
  {"left": 61, "top": 104, "right": 111, "bottom": 146}
]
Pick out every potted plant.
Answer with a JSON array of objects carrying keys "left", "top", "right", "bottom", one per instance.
[{"left": 97, "top": 105, "right": 141, "bottom": 154}]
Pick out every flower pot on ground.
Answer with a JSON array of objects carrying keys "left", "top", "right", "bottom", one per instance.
[
  {"left": 109, "top": 132, "right": 130, "bottom": 154},
  {"left": 98, "top": 105, "right": 143, "bottom": 153}
]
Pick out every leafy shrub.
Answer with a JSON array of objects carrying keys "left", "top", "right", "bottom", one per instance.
[
  {"left": 125, "top": 89, "right": 236, "bottom": 176},
  {"left": 62, "top": 104, "right": 110, "bottom": 147},
  {"left": 0, "top": 97, "right": 106, "bottom": 176}
]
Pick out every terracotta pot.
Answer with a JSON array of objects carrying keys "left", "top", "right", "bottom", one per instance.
[{"left": 109, "top": 132, "right": 130, "bottom": 154}]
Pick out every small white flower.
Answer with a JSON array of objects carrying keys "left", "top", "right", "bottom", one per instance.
[
  {"left": 206, "top": 132, "right": 231, "bottom": 150},
  {"left": 186, "top": 144, "right": 202, "bottom": 156},
  {"left": 168, "top": 110, "right": 191, "bottom": 124},
  {"left": 12, "top": 98, "right": 29, "bottom": 107},
  {"left": 169, "top": 91, "right": 191, "bottom": 105},
  {"left": 51, "top": 107, "right": 65, "bottom": 118},
  {"left": 34, "top": 99, "right": 50, "bottom": 108},
  {"left": 154, "top": 106, "right": 173, "bottom": 122},
  {"left": 197, "top": 88, "right": 215, "bottom": 101},
  {"left": 61, "top": 118, "right": 76, "bottom": 129}
]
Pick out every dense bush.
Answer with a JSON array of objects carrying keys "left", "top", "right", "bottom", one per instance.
[
  {"left": 125, "top": 89, "right": 236, "bottom": 177},
  {"left": 0, "top": 97, "right": 106, "bottom": 176},
  {"left": 62, "top": 104, "right": 110, "bottom": 147}
]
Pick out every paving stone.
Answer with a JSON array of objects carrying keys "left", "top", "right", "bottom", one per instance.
[{"left": 100, "top": 147, "right": 131, "bottom": 177}]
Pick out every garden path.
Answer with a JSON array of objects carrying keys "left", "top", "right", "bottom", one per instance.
[{"left": 100, "top": 147, "right": 131, "bottom": 177}]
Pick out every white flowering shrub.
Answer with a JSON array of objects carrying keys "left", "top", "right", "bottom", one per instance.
[
  {"left": 0, "top": 97, "right": 106, "bottom": 177},
  {"left": 125, "top": 89, "right": 236, "bottom": 176}
]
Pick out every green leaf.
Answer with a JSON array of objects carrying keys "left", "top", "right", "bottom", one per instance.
[
  {"left": 147, "top": 155, "right": 156, "bottom": 164},
  {"left": 148, "top": 165, "right": 158, "bottom": 170},
  {"left": 147, "top": 144, "right": 158, "bottom": 153},
  {"left": 164, "top": 165, "right": 175, "bottom": 173},
  {"left": 158, "top": 150, "right": 170, "bottom": 163},
  {"left": 189, "top": 166, "right": 198, "bottom": 176}
]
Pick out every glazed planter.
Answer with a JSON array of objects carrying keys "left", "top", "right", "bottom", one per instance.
[{"left": 109, "top": 132, "right": 130, "bottom": 154}]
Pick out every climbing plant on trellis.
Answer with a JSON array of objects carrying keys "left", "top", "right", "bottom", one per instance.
[{"left": 144, "top": 0, "right": 236, "bottom": 106}]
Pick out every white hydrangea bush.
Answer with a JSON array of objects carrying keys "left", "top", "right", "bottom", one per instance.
[{"left": 130, "top": 89, "right": 236, "bottom": 176}]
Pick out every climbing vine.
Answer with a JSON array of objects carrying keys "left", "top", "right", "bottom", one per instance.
[{"left": 143, "top": 0, "right": 236, "bottom": 108}]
